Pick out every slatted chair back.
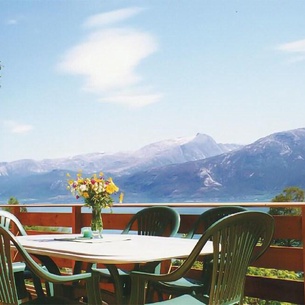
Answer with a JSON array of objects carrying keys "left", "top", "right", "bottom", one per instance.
[
  {"left": 0, "top": 226, "right": 19, "bottom": 305},
  {"left": 122, "top": 206, "right": 180, "bottom": 237},
  {"left": 0, "top": 210, "right": 27, "bottom": 236},
  {"left": 207, "top": 211, "right": 274, "bottom": 303},
  {"left": 185, "top": 206, "right": 247, "bottom": 238}
]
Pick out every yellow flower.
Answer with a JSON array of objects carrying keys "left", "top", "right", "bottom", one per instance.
[
  {"left": 106, "top": 178, "right": 119, "bottom": 194},
  {"left": 67, "top": 171, "right": 119, "bottom": 209}
]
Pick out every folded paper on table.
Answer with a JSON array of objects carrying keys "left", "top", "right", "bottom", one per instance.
[{"left": 53, "top": 236, "right": 132, "bottom": 243}]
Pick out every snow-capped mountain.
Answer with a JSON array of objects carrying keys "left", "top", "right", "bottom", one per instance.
[
  {"left": 0, "top": 133, "right": 241, "bottom": 177},
  {"left": 2, "top": 128, "right": 305, "bottom": 203},
  {"left": 115, "top": 128, "right": 305, "bottom": 202}
]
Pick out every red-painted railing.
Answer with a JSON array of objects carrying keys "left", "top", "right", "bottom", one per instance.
[{"left": 2, "top": 202, "right": 305, "bottom": 304}]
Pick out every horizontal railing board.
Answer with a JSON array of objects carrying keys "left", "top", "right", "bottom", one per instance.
[
  {"left": 18, "top": 212, "right": 73, "bottom": 228},
  {"left": 178, "top": 215, "right": 198, "bottom": 233},
  {"left": 87, "top": 213, "right": 131, "bottom": 231},
  {"left": 273, "top": 215, "right": 302, "bottom": 239},
  {"left": 252, "top": 246, "right": 303, "bottom": 271},
  {"left": 245, "top": 275, "right": 304, "bottom": 304},
  {"left": 172, "top": 268, "right": 304, "bottom": 304}
]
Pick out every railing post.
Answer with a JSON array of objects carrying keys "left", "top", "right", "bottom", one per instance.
[
  {"left": 302, "top": 206, "right": 305, "bottom": 302},
  {"left": 11, "top": 205, "right": 21, "bottom": 235},
  {"left": 71, "top": 205, "right": 82, "bottom": 234}
]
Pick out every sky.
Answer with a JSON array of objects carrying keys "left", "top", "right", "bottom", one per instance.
[{"left": 1, "top": 0, "right": 305, "bottom": 162}]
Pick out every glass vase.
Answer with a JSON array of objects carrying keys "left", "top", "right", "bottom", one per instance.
[{"left": 91, "top": 206, "right": 103, "bottom": 238}]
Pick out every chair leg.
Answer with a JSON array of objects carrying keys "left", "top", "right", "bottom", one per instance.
[
  {"left": 14, "top": 270, "right": 31, "bottom": 301},
  {"left": 32, "top": 273, "right": 46, "bottom": 298}
]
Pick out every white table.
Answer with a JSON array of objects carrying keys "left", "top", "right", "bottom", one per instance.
[
  {"left": 17, "top": 234, "right": 213, "bottom": 303},
  {"left": 17, "top": 234, "right": 212, "bottom": 264}
]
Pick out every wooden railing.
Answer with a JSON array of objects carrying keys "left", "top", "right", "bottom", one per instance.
[{"left": 2, "top": 202, "right": 305, "bottom": 304}]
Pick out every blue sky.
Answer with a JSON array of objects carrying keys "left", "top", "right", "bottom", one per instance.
[{"left": 1, "top": 1, "right": 305, "bottom": 162}]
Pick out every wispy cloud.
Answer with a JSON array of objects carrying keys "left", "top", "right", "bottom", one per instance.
[
  {"left": 84, "top": 7, "right": 145, "bottom": 28},
  {"left": 6, "top": 19, "right": 18, "bottom": 25},
  {"left": 277, "top": 39, "right": 305, "bottom": 63},
  {"left": 3, "top": 120, "right": 33, "bottom": 134},
  {"left": 57, "top": 7, "right": 161, "bottom": 107}
]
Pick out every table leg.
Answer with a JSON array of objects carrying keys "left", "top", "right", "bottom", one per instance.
[
  {"left": 33, "top": 254, "right": 61, "bottom": 297},
  {"left": 104, "top": 264, "right": 125, "bottom": 305}
]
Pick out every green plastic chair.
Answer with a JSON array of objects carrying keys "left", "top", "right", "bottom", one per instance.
[
  {"left": 150, "top": 206, "right": 247, "bottom": 300},
  {"left": 0, "top": 225, "right": 100, "bottom": 305},
  {"left": 0, "top": 210, "right": 50, "bottom": 299},
  {"left": 96, "top": 206, "right": 181, "bottom": 305},
  {"left": 127, "top": 211, "right": 274, "bottom": 305}
]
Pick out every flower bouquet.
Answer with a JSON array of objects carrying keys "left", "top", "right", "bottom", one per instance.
[{"left": 67, "top": 171, "right": 119, "bottom": 237}]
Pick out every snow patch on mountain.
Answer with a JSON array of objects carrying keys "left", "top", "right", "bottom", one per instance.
[{"left": 198, "top": 168, "right": 222, "bottom": 187}]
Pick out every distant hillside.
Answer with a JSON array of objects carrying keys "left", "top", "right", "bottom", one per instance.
[{"left": 1, "top": 128, "right": 305, "bottom": 203}]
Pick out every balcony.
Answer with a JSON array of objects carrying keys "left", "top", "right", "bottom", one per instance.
[{"left": 2, "top": 202, "right": 305, "bottom": 304}]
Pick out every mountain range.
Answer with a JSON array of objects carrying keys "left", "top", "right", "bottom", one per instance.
[{"left": 1, "top": 128, "right": 305, "bottom": 203}]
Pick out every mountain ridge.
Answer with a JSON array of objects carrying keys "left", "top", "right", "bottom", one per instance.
[
  {"left": 0, "top": 133, "right": 241, "bottom": 177},
  {"left": 1, "top": 128, "right": 305, "bottom": 203},
  {"left": 116, "top": 128, "right": 305, "bottom": 202}
]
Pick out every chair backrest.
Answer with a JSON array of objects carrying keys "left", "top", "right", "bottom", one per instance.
[
  {"left": 170, "top": 211, "right": 274, "bottom": 305},
  {"left": 0, "top": 210, "right": 27, "bottom": 236},
  {"left": 0, "top": 227, "right": 20, "bottom": 305},
  {"left": 185, "top": 206, "right": 247, "bottom": 239},
  {"left": 122, "top": 206, "right": 180, "bottom": 237}
]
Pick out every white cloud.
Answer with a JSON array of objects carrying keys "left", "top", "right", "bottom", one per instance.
[
  {"left": 59, "top": 28, "right": 157, "bottom": 92},
  {"left": 3, "top": 120, "right": 33, "bottom": 134},
  {"left": 277, "top": 39, "right": 305, "bottom": 63},
  {"left": 278, "top": 39, "right": 305, "bottom": 52},
  {"left": 6, "top": 19, "right": 18, "bottom": 25},
  {"left": 84, "top": 7, "right": 144, "bottom": 28},
  {"left": 58, "top": 8, "right": 161, "bottom": 107}
]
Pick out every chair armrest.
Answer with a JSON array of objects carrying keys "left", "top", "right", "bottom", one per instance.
[
  {"left": 40, "top": 270, "right": 92, "bottom": 284},
  {"left": 128, "top": 269, "right": 189, "bottom": 305},
  {"left": 128, "top": 270, "right": 168, "bottom": 305}
]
